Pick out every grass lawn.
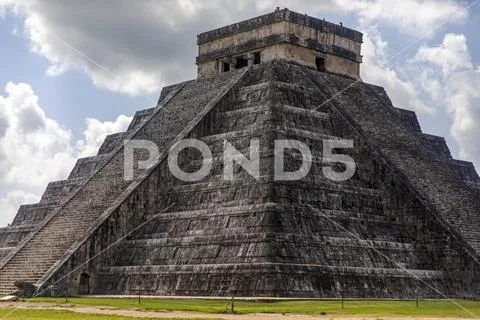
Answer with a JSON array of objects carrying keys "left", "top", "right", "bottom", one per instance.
[
  {"left": 0, "top": 307, "right": 207, "bottom": 320},
  {"left": 26, "top": 297, "right": 480, "bottom": 317}
]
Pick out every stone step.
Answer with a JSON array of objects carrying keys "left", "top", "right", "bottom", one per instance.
[
  {"left": 122, "top": 232, "right": 417, "bottom": 251},
  {"left": 12, "top": 203, "right": 57, "bottom": 227},
  {"left": 97, "top": 132, "right": 128, "bottom": 155},
  {"left": 0, "top": 278, "right": 39, "bottom": 284},
  {"left": 127, "top": 107, "right": 155, "bottom": 131},
  {"left": 0, "top": 225, "right": 36, "bottom": 233},
  {"left": 141, "top": 206, "right": 399, "bottom": 231},
  {"left": 229, "top": 81, "right": 324, "bottom": 110},
  {"left": 167, "top": 176, "right": 380, "bottom": 197},
  {"left": 2, "top": 268, "right": 49, "bottom": 280},
  {"left": 67, "top": 153, "right": 111, "bottom": 180},
  {"left": 214, "top": 104, "right": 331, "bottom": 136},
  {"left": 6, "top": 259, "right": 61, "bottom": 266},
  {"left": 134, "top": 218, "right": 413, "bottom": 244},
  {"left": 0, "top": 285, "right": 24, "bottom": 291},
  {"left": 100, "top": 263, "right": 445, "bottom": 279},
  {"left": 112, "top": 217, "right": 427, "bottom": 269},
  {"left": 234, "top": 81, "right": 318, "bottom": 98},
  {"left": 157, "top": 180, "right": 383, "bottom": 217},
  {"left": 0, "top": 271, "right": 45, "bottom": 278},
  {"left": 198, "top": 125, "right": 360, "bottom": 161},
  {"left": 220, "top": 104, "right": 329, "bottom": 120},
  {"left": 202, "top": 125, "right": 339, "bottom": 145},
  {"left": 155, "top": 198, "right": 279, "bottom": 214},
  {"left": 169, "top": 152, "right": 367, "bottom": 191},
  {"left": 143, "top": 203, "right": 277, "bottom": 221},
  {"left": 39, "top": 177, "right": 87, "bottom": 205},
  {"left": 142, "top": 202, "right": 396, "bottom": 226},
  {"left": 1, "top": 264, "right": 56, "bottom": 271}
]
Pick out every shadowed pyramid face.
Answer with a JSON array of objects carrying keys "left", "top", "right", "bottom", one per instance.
[
  {"left": 123, "top": 136, "right": 356, "bottom": 183},
  {"left": 196, "top": 9, "right": 363, "bottom": 79}
]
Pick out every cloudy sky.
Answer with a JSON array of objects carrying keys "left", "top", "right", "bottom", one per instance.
[{"left": 0, "top": 0, "right": 479, "bottom": 227}]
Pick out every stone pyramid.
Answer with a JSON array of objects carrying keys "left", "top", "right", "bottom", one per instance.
[{"left": 1, "top": 9, "right": 480, "bottom": 298}]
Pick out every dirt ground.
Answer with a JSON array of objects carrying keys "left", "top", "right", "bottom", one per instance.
[{"left": 0, "top": 302, "right": 474, "bottom": 320}]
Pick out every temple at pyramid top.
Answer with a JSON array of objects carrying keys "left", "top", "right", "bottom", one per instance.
[{"left": 196, "top": 8, "right": 363, "bottom": 79}]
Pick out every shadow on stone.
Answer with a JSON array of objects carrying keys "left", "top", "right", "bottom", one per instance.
[{"left": 14, "top": 281, "right": 37, "bottom": 298}]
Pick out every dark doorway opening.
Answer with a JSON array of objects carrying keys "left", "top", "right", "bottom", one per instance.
[
  {"left": 316, "top": 57, "right": 326, "bottom": 72},
  {"left": 253, "top": 52, "right": 261, "bottom": 65},
  {"left": 78, "top": 273, "right": 91, "bottom": 295},
  {"left": 235, "top": 57, "right": 248, "bottom": 69},
  {"left": 223, "top": 62, "right": 230, "bottom": 72}
]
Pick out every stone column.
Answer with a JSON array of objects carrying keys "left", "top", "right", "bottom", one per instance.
[
  {"left": 246, "top": 53, "right": 254, "bottom": 66},
  {"left": 229, "top": 57, "right": 237, "bottom": 71}
]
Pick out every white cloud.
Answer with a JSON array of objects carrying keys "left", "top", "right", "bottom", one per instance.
[
  {"left": 445, "top": 69, "right": 480, "bottom": 169},
  {"left": 340, "top": 0, "right": 467, "bottom": 36},
  {"left": 418, "top": 70, "right": 443, "bottom": 102},
  {"left": 0, "top": 82, "right": 76, "bottom": 192},
  {"left": 1, "top": 0, "right": 227, "bottom": 96},
  {"left": 361, "top": 27, "right": 434, "bottom": 114},
  {"left": 0, "top": 190, "right": 39, "bottom": 227},
  {"left": 0, "top": 82, "right": 131, "bottom": 227},
  {"left": 414, "top": 33, "right": 473, "bottom": 76},
  {"left": 411, "top": 33, "right": 480, "bottom": 170},
  {"left": 258, "top": 0, "right": 467, "bottom": 35},
  {"left": 0, "top": 0, "right": 14, "bottom": 17},
  {"left": 77, "top": 115, "right": 132, "bottom": 158},
  {"left": 0, "top": 0, "right": 468, "bottom": 96}
]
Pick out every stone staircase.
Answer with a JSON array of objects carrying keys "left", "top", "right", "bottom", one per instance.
[
  {"left": 303, "top": 66, "right": 480, "bottom": 257},
  {"left": 0, "top": 174, "right": 86, "bottom": 264},
  {"left": 0, "top": 131, "right": 120, "bottom": 265}
]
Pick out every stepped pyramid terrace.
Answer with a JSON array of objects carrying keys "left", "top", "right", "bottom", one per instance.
[{"left": 1, "top": 8, "right": 480, "bottom": 298}]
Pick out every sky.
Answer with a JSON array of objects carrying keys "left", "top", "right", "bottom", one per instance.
[{"left": 0, "top": 0, "right": 479, "bottom": 227}]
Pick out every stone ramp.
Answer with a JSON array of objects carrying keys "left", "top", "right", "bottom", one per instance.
[
  {"left": 303, "top": 66, "right": 480, "bottom": 260},
  {"left": 0, "top": 68, "right": 249, "bottom": 295}
]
